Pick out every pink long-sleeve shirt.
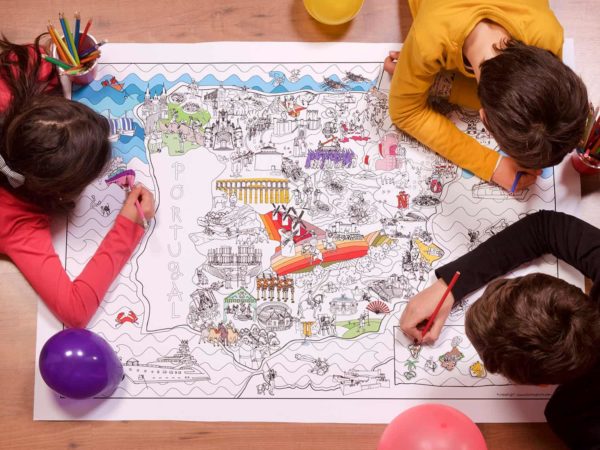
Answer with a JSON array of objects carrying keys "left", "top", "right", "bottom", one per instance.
[{"left": 0, "top": 188, "right": 144, "bottom": 327}]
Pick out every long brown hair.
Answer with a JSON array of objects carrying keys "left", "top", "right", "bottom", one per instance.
[{"left": 0, "top": 34, "right": 111, "bottom": 212}]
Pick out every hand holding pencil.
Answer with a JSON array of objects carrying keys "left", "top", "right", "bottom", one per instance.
[
  {"left": 491, "top": 156, "right": 540, "bottom": 192},
  {"left": 399, "top": 274, "right": 460, "bottom": 344},
  {"left": 119, "top": 184, "right": 155, "bottom": 229}
]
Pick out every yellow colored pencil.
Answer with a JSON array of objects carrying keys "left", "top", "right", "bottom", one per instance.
[{"left": 49, "top": 22, "right": 76, "bottom": 66}]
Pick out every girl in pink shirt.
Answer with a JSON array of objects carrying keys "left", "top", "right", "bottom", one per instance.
[{"left": 0, "top": 35, "right": 155, "bottom": 328}]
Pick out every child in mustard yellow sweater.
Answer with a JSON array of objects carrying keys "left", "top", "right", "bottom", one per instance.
[{"left": 385, "top": 0, "right": 589, "bottom": 191}]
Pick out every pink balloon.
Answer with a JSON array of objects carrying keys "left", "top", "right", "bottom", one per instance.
[{"left": 378, "top": 404, "right": 487, "bottom": 450}]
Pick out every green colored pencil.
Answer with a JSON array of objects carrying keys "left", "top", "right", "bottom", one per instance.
[{"left": 43, "top": 54, "right": 73, "bottom": 70}]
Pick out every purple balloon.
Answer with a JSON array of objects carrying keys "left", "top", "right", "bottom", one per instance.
[{"left": 39, "top": 329, "right": 123, "bottom": 399}]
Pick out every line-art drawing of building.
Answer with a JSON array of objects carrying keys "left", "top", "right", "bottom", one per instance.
[
  {"left": 203, "top": 245, "right": 263, "bottom": 289},
  {"left": 254, "top": 142, "right": 283, "bottom": 172},
  {"left": 216, "top": 178, "right": 290, "bottom": 204},
  {"left": 256, "top": 303, "right": 294, "bottom": 332},
  {"left": 204, "top": 110, "right": 243, "bottom": 151},
  {"left": 223, "top": 288, "right": 257, "bottom": 321}
]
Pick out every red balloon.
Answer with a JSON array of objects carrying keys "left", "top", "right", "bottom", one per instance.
[{"left": 378, "top": 404, "right": 487, "bottom": 450}]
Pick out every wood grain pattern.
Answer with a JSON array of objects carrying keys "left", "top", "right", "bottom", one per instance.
[{"left": 1, "top": 1, "right": 596, "bottom": 448}]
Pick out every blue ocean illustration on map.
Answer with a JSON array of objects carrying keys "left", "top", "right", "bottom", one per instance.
[{"left": 74, "top": 71, "right": 376, "bottom": 165}]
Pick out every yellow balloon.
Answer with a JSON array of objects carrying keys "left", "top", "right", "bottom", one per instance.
[{"left": 303, "top": 0, "right": 365, "bottom": 25}]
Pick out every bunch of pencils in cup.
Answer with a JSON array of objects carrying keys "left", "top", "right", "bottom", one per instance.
[
  {"left": 44, "top": 13, "right": 106, "bottom": 75},
  {"left": 577, "top": 104, "right": 600, "bottom": 161}
]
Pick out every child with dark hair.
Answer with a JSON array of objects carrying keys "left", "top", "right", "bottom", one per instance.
[
  {"left": 384, "top": 0, "right": 589, "bottom": 191},
  {"left": 400, "top": 210, "right": 600, "bottom": 449},
  {"left": 0, "top": 35, "right": 155, "bottom": 328}
]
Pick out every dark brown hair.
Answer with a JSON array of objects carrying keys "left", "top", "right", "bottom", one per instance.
[
  {"left": 478, "top": 39, "right": 589, "bottom": 169},
  {"left": 465, "top": 273, "right": 600, "bottom": 385},
  {"left": 0, "top": 34, "right": 111, "bottom": 212}
]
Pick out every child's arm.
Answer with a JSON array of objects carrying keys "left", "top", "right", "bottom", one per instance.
[
  {"left": 4, "top": 187, "right": 153, "bottom": 328},
  {"left": 389, "top": 31, "right": 501, "bottom": 182},
  {"left": 6, "top": 215, "right": 144, "bottom": 328},
  {"left": 435, "top": 210, "right": 600, "bottom": 302},
  {"left": 401, "top": 211, "right": 600, "bottom": 342}
]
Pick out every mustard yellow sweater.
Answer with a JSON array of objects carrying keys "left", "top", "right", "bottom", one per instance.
[{"left": 389, "top": 0, "right": 563, "bottom": 180}]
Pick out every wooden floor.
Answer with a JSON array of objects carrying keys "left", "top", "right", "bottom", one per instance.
[{"left": 1, "top": 1, "right": 598, "bottom": 448}]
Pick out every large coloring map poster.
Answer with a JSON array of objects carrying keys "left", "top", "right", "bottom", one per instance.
[{"left": 35, "top": 43, "right": 582, "bottom": 422}]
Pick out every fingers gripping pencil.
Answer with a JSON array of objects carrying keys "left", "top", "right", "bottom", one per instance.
[{"left": 105, "top": 169, "right": 149, "bottom": 229}]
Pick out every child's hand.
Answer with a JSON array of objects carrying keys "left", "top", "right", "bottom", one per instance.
[
  {"left": 119, "top": 184, "right": 155, "bottom": 227},
  {"left": 384, "top": 51, "right": 400, "bottom": 75},
  {"left": 400, "top": 278, "right": 454, "bottom": 344},
  {"left": 491, "top": 156, "right": 541, "bottom": 191}
]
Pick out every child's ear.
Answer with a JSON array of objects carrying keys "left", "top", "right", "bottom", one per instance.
[{"left": 479, "top": 108, "right": 487, "bottom": 125}]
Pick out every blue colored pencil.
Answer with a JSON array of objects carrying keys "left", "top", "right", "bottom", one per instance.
[
  {"left": 58, "top": 12, "right": 78, "bottom": 65},
  {"left": 510, "top": 171, "right": 523, "bottom": 193},
  {"left": 74, "top": 12, "right": 81, "bottom": 53}
]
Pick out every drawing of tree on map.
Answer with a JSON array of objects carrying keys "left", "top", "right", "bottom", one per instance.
[{"left": 65, "top": 60, "right": 560, "bottom": 402}]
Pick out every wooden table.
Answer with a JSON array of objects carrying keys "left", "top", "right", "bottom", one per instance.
[{"left": 1, "top": 1, "right": 598, "bottom": 448}]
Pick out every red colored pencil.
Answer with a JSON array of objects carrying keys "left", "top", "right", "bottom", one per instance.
[
  {"left": 78, "top": 17, "right": 93, "bottom": 50},
  {"left": 421, "top": 271, "right": 461, "bottom": 338}
]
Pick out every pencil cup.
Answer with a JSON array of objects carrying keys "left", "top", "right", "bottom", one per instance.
[
  {"left": 52, "top": 34, "right": 99, "bottom": 86},
  {"left": 571, "top": 151, "right": 600, "bottom": 175}
]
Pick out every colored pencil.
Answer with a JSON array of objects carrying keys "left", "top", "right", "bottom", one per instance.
[
  {"left": 135, "top": 199, "right": 149, "bottom": 229},
  {"left": 47, "top": 24, "right": 69, "bottom": 64},
  {"left": 64, "top": 65, "right": 83, "bottom": 75},
  {"left": 584, "top": 130, "right": 599, "bottom": 154},
  {"left": 78, "top": 18, "right": 93, "bottom": 50},
  {"left": 580, "top": 105, "right": 597, "bottom": 152},
  {"left": 591, "top": 136, "right": 600, "bottom": 154},
  {"left": 586, "top": 131, "right": 600, "bottom": 152},
  {"left": 421, "top": 271, "right": 461, "bottom": 339},
  {"left": 587, "top": 151, "right": 600, "bottom": 161},
  {"left": 79, "top": 39, "right": 107, "bottom": 58},
  {"left": 60, "top": 12, "right": 79, "bottom": 64},
  {"left": 74, "top": 12, "right": 81, "bottom": 52},
  {"left": 42, "top": 54, "right": 73, "bottom": 70},
  {"left": 510, "top": 171, "right": 523, "bottom": 194},
  {"left": 49, "top": 22, "right": 76, "bottom": 66},
  {"left": 58, "top": 13, "right": 75, "bottom": 63},
  {"left": 79, "top": 52, "right": 100, "bottom": 65}
]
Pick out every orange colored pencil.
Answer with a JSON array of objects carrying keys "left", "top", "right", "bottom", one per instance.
[
  {"left": 64, "top": 66, "right": 83, "bottom": 75},
  {"left": 79, "top": 51, "right": 100, "bottom": 65},
  {"left": 47, "top": 24, "right": 69, "bottom": 64}
]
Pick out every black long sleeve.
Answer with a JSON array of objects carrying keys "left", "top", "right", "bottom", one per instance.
[{"left": 435, "top": 210, "right": 600, "bottom": 302}]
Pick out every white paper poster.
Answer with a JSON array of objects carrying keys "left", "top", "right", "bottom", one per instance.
[{"left": 34, "top": 42, "right": 581, "bottom": 422}]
